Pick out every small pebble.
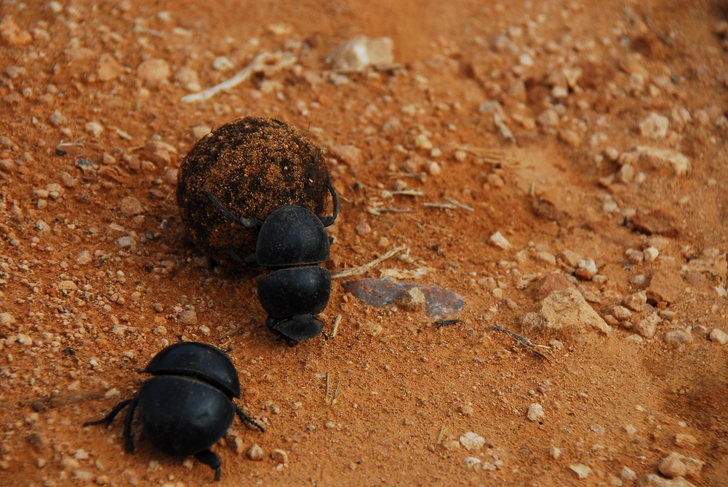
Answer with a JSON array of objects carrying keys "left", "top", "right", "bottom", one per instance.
[
  {"left": 674, "top": 433, "right": 698, "bottom": 446},
  {"left": 658, "top": 452, "right": 687, "bottom": 478},
  {"left": 620, "top": 466, "right": 637, "bottom": 481},
  {"left": 178, "top": 310, "right": 198, "bottom": 325},
  {"left": 570, "top": 464, "right": 591, "bottom": 479},
  {"left": 527, "top": 403, "right": 545, "bottom": 422},
  {"left": 137, "top": 59, "right": 171, "bottom": 85},
  {"left": 709, "top": 328, "right": 728, "bottom": 344},
  {"left": 489, "top": 231, "right": 512, "bottom": 250},
  {"left": 247, "top": 444, "right": 263, "bottom": 461},
  {"left": 48, "top": 111, "right": 66, "bottom": 127},
  {"left": 270, "top": 449, "right": 288, "bottom": 465},
  {"left": 459, "top": 432, "right": 485, "bottom": 451},
  {"left": 639, "top": 113, "right": 670, "bottom": 139}
]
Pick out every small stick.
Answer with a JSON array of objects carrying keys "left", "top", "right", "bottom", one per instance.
[
  {"left": 437, "top": 426, "right": 448, "bottom": 444},
  {"left": 387, "top": 172, "right": 426, "bottom": 181},
  {"left": 434, "top": 319, "right": 461, "bottom": 329},
  {"left": 324, "top": 372, "right": 331, "bottom": 405},
  {"left": 182, "top": 51, "right": 297, "bottom": 103},
  {"left": 424, "top": 202, "right": 458, "bottom": 210},
  {"left": 387, "top": 190, "right": 424, "bottom": 197},
  {"left": 113, "top": 127, "right": 133, "bottom": 141},
  {"left": 492, "top": 324, "right": 553, "bottom": 362},
  {"left": 443, "top": 197, "right": 474, "bottom": 212},
  {"left": 332, "top": 246, "right": 407, "bottom": 279},
  {"left": 642, "top": 10, "right": 675, "bottom": 46},
  {"left": 368, "top": 207, "right": 419, "bottom": 216},
  {"left": 331, "top": 378, "right": 341, "bottom": 405},
  {"left": 331, "top": 315, "right": 342, "bottom": 337},
  {"left": 56, "top": 140, "right": 85, "bottom": 148}
]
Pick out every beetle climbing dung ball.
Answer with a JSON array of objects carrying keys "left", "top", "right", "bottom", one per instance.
[{"left": 177, "top": 117, "right": 331, "bottom": 268}]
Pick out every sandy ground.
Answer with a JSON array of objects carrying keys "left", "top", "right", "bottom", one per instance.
[{"left": 1, "top": 0, "right": 728, "bottom": 486}]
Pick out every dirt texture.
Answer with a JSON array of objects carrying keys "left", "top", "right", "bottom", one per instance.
[{"left": 1, "top": 0, "right": 728, "bottom": 486}]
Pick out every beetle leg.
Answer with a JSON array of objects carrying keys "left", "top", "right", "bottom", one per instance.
[
  {"left": 234, "top": 404, "right": 265, "bottom": 433},
  {"left": 194, "top": 449, "right": 222, "bottom": 481},
  {"left": 122, "top": 398, "right": 138, "bottom": 453},
  {"left": 201, "top": 191, "right": 262, "bottom": 230},
  {"left": 319, "top": 177, "right": 340, "bottom": 227},
  {"left": 225, "top": 248, "right": 257, "bottom": 265},
  {"left": 83, "top": 398, "right": 133, "bottom": 428}
]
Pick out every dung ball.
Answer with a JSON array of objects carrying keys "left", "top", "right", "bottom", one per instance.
[{"left": 177, "top": 117, "right": 331, "bottom": 268}]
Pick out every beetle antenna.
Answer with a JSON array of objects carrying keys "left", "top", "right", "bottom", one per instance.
[
  {"left": 201, "top": 191, "right": 263, "bottom": 230},
  {"left": 319, "top": 177, "right": 339, "bottom": 227}
]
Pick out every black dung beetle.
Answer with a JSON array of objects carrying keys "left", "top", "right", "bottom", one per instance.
[
  {"left": 84, "top": 342, "right": 264, "bottom": 481},
  {"left": 202, "top": 179, "right": 339, "bottom": 346}
]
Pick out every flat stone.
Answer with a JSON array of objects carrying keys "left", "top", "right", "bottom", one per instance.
[
  {"left": 646, "top": 270, "right": 684, "bottom": 304},
  {"left": 569, "top": 464, "right": 591, "bottom": 479},
  {"left": 663, "top": 329, "right": 693, "bottom": 347},
  {"left": 522, "top": 288, "right": 611, "bottom": 335},
  {"left": 342, "top": 277, "right": 463, "bottom": 318},
  {"left": 632, "top": 210, "right": 681, "bottom": 237},
  {"left": 674, "top": 434, "right": 698, "bottom": 446}
]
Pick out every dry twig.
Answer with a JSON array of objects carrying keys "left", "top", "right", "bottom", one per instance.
[
  {"left": 332, "top": 246, "right": 406, "bottom": 279},
  {"left": 368, "top": 207, "right": 419, "bottom": 216},
  {"left": 492, "top": 324, "right": 553, "bottom": 362},
  {"left": 331, "top": 314, "right": 342, "bottom": 337},
  {"left": 182, "top": 51, "right": 297, "bottom": 103},
  {"left": 443, "top": 197, "right": 474, "bottom": 212},
  {"left": 642, "top": 9, "right": 675, "bottom": 46}
]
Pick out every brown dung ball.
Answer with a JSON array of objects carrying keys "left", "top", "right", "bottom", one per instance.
[{"left": 177, "top": 117, "right": 331, "bottom": 268}]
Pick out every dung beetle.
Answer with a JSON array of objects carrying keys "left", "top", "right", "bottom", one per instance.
[
  {"left": 202, "top": 178, "right": 339, "bottom": 346},
  {"left": 84, "top": 342, "right": 264, "bottom": 481}
]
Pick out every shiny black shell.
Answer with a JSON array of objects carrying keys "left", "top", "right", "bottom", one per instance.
[
  {"left": 138, "top": 377, "right": 234, "bottom": 458},
  {"left": 258, "top": 266, "right": 331, "bottom": 318},
  {"left": 143, "top": 342, "right": 240, "bottom": 398},
  {"left": 256, "top": 206, "right": 330, "bottom": 267}
]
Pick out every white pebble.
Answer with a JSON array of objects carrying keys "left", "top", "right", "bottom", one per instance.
[
  {"left": 459, "top": 432, "right": 485, "bottom": 451},
  {"left": 527, "top": 403, "right": 545, "bottom": 422},
  {"left": 489, "top": 231, "right": 512, "bottom": 250}
]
